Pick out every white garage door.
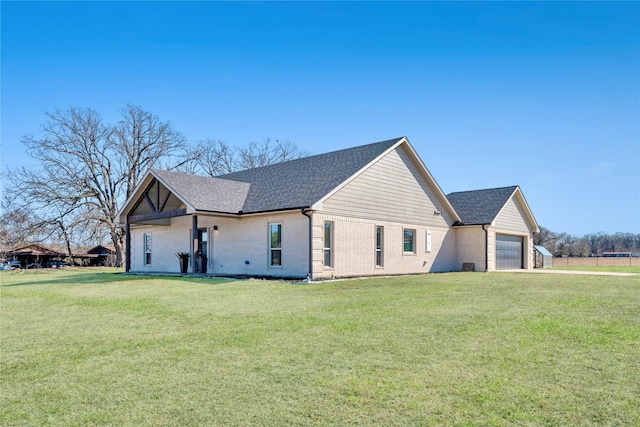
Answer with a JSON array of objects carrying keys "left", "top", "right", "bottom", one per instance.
[{"left": 496, "top": 235, "right": 523, "bottom": 270}]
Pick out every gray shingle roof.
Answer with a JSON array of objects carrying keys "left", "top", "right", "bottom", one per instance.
[
  {"left": 152, "top": 169, "right": 250, "bottom": 213},
  {"left": 150, "top": 137, "right": 403, "bottom": 214},
  {"left": 446, "top": 186, "right": 518, "bottom": 225},
  {"left": 217, "top": 137, "right": 403, "bottom": 213}
]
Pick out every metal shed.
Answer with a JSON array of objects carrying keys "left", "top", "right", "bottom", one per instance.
[{"left": 534, "top": 245, "right": 553, "bottom": 268}]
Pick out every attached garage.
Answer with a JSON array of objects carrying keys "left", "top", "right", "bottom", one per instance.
[
  {"left": 496, "top": 234, "right": 523, "bottom": 270},
  {"left": 448, "top": 186, "right": 539, "bottom": 271}
]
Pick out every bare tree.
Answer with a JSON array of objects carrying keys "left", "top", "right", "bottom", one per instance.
[
  {"left": 536, "top": 228, "right": 640, "bottom": 257},
  {"left": 237, "top": 139, "right": 309, "bottom": 171},
  {"left": 572, "top": 238, "right": 591, "bottom": 257},
  {"left": 5, "top": 105, "right": 192, "bottom": 266},
  {"left": 185, "top": 139, "right": 237, "bottom": 176},
  {"left": 533, "top": 226, "right": 556, "bottom": 248},
  {"left": 113, "top": 104, "right": 189, "bottom": 199},
  {"left": 0, "top": 187, "right": 82, "bottom": 263},
  {"left": 6, "top": 107, "right": 109, "bottom": 259},
  {"left": 5, "top": 106, "right": 310, "bottom": 262},
  {"left": 0, "top": 196, "right": 40, "bottom": 251},
  {"left": 191, "top": 138, "right": 310, "bottom": 177}
]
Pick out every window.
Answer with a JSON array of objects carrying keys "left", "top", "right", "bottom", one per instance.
[
  {"left": 403, "top": 229, "right": 416, "bottom": 253},
  {"left": 144, "top": 233, "right": 152, "bottom": 265},
  {"left": 269, "top": 223, "right": 282, "bottom": 266},
  {"left": 197, "top": 229, "right": 208, "bottom": 274},
  {"left": 376, "top": 226, "right": 384, "bottom": 267},
  {"left": 324, "top": 222, "right": 333, "bottom": 267},
  {"left": 426, "top": 230, "right": 432, "bottom": 252}
]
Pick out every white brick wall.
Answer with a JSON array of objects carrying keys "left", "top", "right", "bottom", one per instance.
[
  {"left": 454, "top": 226, "right": 534, "bottom": 272},
  {"left": 129, "top": 212, "right": 535, "bottom": 277},
  {"left": 130, "top": 211, "right": 309, "bottom": 278},
  {"left": 130, "top": 220, "right": 192, "bottom": 274},
  {"left": 311, "top": 214, "right": 456, "bottom": 279},
  {"left": 207, "top": 213, "right": 308, "bottom": 278},
  {"left": 455, "top": 226, "right": 486, "bottom": 272}
]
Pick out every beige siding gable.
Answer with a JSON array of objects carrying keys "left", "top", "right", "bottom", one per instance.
[
  {"left": 494, "top": 197, "right": 531, "bottom": 233},
  {"left": 322, "top": 146, "right": 452, "bottom": 227}
]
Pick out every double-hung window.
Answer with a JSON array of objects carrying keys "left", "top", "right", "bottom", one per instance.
[
  {"left": 375, "top": 226, "right": 384, "bottom": 267},
  {"left": 403, "top": 229, "right": 416, "bottom": 254},
  {"left": 144, "top": 233, "right": 152, "bottom": 265},
  {"left": 324, "top": 222, "right": 333, "bottom": 267},
  {"left": 269, "top": 223, "right": 282, "bottom": 266}
]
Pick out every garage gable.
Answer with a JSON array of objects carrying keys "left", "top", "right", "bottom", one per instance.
[
  {"left": 494, "top": 197, "right": 532, "bottom": 233},
  {"left": 493, "top": 188, "right": 539, "bottom": 233},
  {"left": 447, "top": 186, "right": 539, "bottom": 233}
]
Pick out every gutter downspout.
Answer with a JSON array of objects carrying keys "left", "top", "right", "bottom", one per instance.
[
  {"left": 301, "top": 208, "right": 313, "bottom": 281},
  {"left": 482, "top": 224, "right": 489, "bottom": 272}
]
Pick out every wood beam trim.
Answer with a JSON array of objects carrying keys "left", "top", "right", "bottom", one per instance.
[
  {"left": 156, "top": 181, "right": 161, "bottom": 212},
  {"left": 159, "top": 190, "right": 172, "bottom": 212},
  {"left": 128, "top": 208, "right": 186, "bottom": 223},
  {"left": 144, "top": 193, "right": 157, "bottom": 213}
]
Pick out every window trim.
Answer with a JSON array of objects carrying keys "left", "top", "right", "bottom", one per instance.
[
  {"left": 375, "top": 226, "right": 384, "bottom": 267},
  {"left": 323, "top": 221, "right": 334, "bottom": 268},
  {"left": 403, "top": 228, "right": 416, "bottom": 254},
  {"left": 269, "top": 223, "right": 282, "bottom": 267},
  {"left": 426, "top": 229, "right": 432, "bottom": 253}
]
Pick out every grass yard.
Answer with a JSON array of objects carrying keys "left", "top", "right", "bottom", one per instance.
[
  {"left": 552, "top": 265, "right": 640, "bottom": 274},
  {"left": 1, "top": 269, "right": 639, "bottom": 426}
]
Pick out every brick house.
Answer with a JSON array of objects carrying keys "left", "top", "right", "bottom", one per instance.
[{"left": 117, "top": 137, "right": 539, "bottom": 278}]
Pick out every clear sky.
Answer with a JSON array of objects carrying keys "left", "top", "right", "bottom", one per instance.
[{"left": 2, "top": 1, "right": 639, "bottom": 236}]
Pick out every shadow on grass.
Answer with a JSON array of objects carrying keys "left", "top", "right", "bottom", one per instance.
[{"left": 0, "top": 271, "right": 225, "bottom": 288}]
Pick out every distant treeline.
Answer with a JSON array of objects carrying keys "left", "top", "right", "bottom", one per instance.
[{"left": 534, "top": 228, "right": 640, "bottom": 257}]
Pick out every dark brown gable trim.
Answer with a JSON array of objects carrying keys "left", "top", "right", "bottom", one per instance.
[{"left": 128, "top": 208, "right": 187, "bottom": 223}]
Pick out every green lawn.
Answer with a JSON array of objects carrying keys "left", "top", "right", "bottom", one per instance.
[
  {"left": 1, "top": 269, "right": 639, "bottom": 426},
  {"left": 552, "top": 265, "right": 640, "bottom": 273}
]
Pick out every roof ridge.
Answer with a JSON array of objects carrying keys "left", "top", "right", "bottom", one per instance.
[
  {"left": 446, "top": 185, "right": 518, "bottom": 196},
  {"left": 218, "top": 137, "right": 404, "bottom": 179},
  {"left": 213, "top": 137, "right": 405, "bottom": 213},
  {"left": 153, "top": 168, "right": 238, "bottom": 183},
  {"left": 446, "top": 185, "right": 519, "bottom": 225}
]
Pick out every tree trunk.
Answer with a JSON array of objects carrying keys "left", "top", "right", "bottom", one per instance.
[
  {"left": 58, "top": 221, "right": 75, "bottom": 266},
  {"left": 110, "top": 230, "right": 124, "bottom": 267}
]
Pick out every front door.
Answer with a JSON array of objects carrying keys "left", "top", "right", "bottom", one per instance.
[{"left": 198, "top": 229, "right": 208, "bottom": 273}]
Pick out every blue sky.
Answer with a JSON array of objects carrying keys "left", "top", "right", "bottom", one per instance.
[{"left": 2, "top": 1, "right": 638, "bottom": 235}]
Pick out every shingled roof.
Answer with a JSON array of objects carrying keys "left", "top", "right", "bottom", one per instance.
[
  {"left": 151, "top": 169, "right": 250, "bottom": 213},
  {"left": 217, "top": 137, "right": 403, "bottom": 213},
  {"left": 446, "top": 186, "right": 518, "bottom": 225},
  {"left": 126, "top": 137, "right": 405, "bottom": 217}
]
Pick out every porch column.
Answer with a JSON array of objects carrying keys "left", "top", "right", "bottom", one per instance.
[
  {"left": 192, "top": 215, "right": 198, "bottom": 273},
  {"left": 125, "top": 223, "right": 131, "bottom": 272}
]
